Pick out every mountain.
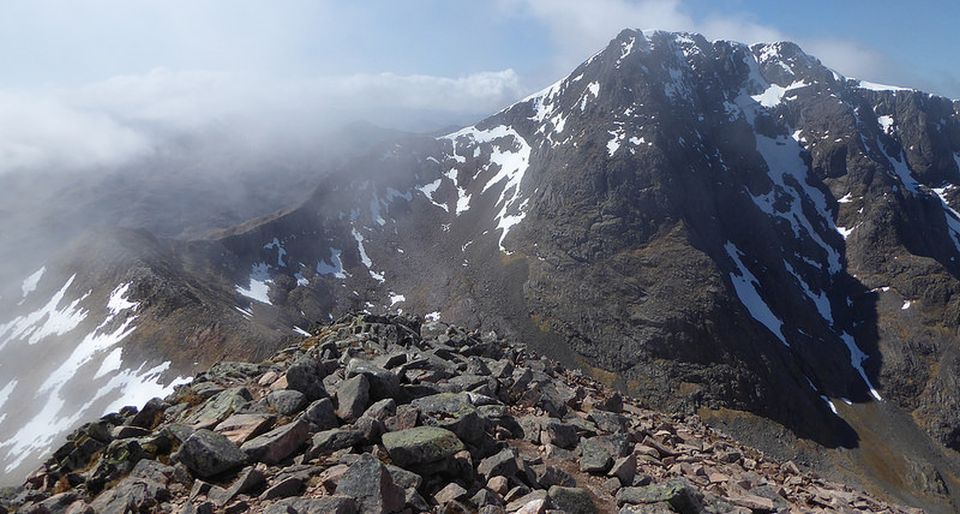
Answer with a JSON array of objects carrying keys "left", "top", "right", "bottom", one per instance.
[
  {"left": 2, "top": 28, "right": 960, "bottom": 511},
  {"left": 0, "top": 313, "right": 921, "bottom": 513}
]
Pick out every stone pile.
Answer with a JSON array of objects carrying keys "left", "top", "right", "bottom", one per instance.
[{"left": 1, "top": 314, "right": 919, "bottom": 513}]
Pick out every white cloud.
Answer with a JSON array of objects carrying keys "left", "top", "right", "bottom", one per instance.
[
  {"left": 0, "top": 68, "right": 523, "bottom": 174},
  {"left": 0, "top": 90, "right": 150, "bottom": 174},
  {"left": 501, "top": 0, "right": 900, "bottom": 92},
  {"left": 800, "top": 38, "right": 891, "bottom": 83}
]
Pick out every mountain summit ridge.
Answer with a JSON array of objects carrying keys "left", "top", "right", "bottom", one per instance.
[{"left": 0, "top": 313, "right": 925, "bottom": 514}]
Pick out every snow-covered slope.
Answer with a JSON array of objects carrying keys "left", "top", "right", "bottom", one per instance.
[{"left": 0, "top": 271, "right": 188, "bottom": 478}]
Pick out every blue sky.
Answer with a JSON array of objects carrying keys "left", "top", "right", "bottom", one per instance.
[
  {"left": 0, "top": 0, "right": 956, "bottom": 173},
  {"left": 2, "top": 0, "right": 956, "bottom": 95}
]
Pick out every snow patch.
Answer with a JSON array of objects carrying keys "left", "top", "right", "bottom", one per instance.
[
  {"left": 877, "top": 115, "right": 894, "bottom": 134},
  {"left": 857, "top": 80, "right": 911, "bottom": 92},
  {"left": 235, "top": 263, "right": 272, "bottom": 305},
  {"left": 837, "top": 224, "right": 858, "bottom": 239},
  {"left": 750, "top": 80, "right": 808, "bottom": 108},
  {"left": 20, "top": 267, "right": 45, "bottom": 300},
  {"left": 95, "top": 348, "right": 123, "bottom": 379},
  {"left": 751, "top": 133, "right": 842, "bottom": 273},
  {"left": 884, "top": 144, "right": 920, "bottom": 194},
  {"left": 444, "top": 168, "right": 472, "bottom": 215},
  {"left": 607, "top": 130, "right": 622, "bottom": 156},
  {"left": 316, "top": 248, "right": 347, "bottom": 279},
  {"left": 840, "top": 331, "right": 883, "bottom": 401},
  {"left": 820, "top": 396, "right": 839, "bottom": 415},
  {"left": 931, "top": 185, "right": 960, "bottom": 252},
  {"left": 784, "top": 262, "right": 832, "bottom": 325},
  {"left": 444, "top": 124, "right": 533, "bottom": 252},
  {"left": 724, "top": 242, "right": 789, "bottom": 346},
  {"left": 352, "top": 228, "right": 385, "bottom": 282},
  {"left": 38, "top": 282, "right": 141, "bottom": 397},
  {"left": 0, "top": 283, "right": 188, "bottom": 475},
  {"left": 580, "top": 82, "right": 600, "bottom": 111},
  {"left": 417, "top": 179, "right": 449, "bottom": 212},
  {"left": 0, "top": 380, "right": 16, "bottom": 412},
  {"left": 294, "top": 271, "right": 310, "bottom": 287},
  {"left": 617, "top": 36, "right": 636, "bottom": 67},
  {"left": 0, "top": 275, "right": 89, "bottom": 351},
  {"left": 263, "top": 238, "right": 287, "bottom": 267}
]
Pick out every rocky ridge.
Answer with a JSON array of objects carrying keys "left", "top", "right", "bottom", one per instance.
[{"left": 1, "top": 314, "right": 917, "bottom": 513}]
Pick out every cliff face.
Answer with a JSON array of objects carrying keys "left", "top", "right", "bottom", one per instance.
[{"left": 1, "top": 313, "right": 927, "bottom": 514}]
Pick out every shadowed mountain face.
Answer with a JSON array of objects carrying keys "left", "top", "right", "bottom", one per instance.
[{"left": 2, "top": 28, "right": 960, "bottom": 510}]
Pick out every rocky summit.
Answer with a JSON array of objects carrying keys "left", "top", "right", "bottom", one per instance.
[{"left": 1, "top": 314, "right": 919, "bottom": 513}]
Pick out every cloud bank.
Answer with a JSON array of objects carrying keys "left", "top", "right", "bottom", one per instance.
[
  {"left": 0, "top": 0, "right": 952, "bottom": 177},
  {"left": 0, "top": 68, "right": 523, "bottom": 175}
]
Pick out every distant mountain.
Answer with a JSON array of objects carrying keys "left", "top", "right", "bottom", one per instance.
[{"left": 2, "top": 28, "right": 960, "bottom": 511}]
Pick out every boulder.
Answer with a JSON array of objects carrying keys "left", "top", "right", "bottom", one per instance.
[
  {"left": 259, "top": 476, "right": 305, "bottom": 500},
  {"left": 185, "top": 388, "right": 253, "bottom": 429},
  {"left": 381, "top": 426, "right": 465, "bottom": 467},
  {"left": 385, "top": 464, "right": 423, "bottom": 490},
  {"left": 478, "top": 448, "right": 519, "bottom": 480},
  {"left": 346, "top": 359, "right": 401, "bottom": 400},
  {"left": 589, "top": 410, "right": 629, "bottom": 433},
  {"left": 207, "top": 466, "right": 265, "bottom": 507},
  {"left": 610, "top": 454, "right": 638, "bottom": 486},
  {"left": 306, "top": 428, "right": 365, "bottom": 459},
  {"left": 411, "top": 392, "right": 484, "bottom": 443},
  {"left": 302, "top": 398, "right": 339, "bottom": 430},
  {"left": 336, "top": 375, "right": 370, "bottom": 423},
  {"left": 535, "top": 465, "right": 576, "bottom": 488},
  {"left": 214, "top": 413, "right": 275, "bottom": 445},
  {"left": 89, "top": 462, "right": 174, "bottom": 514},
  {"left": 266, "top": 390, "right": 307, "bottom": 416},
  {"left": 616, "top": 479, "right": 704, "bottom": 514},
  {"left": 130, "top": 398, "right": 168, "bottom": 429},
  {"left": 547, "top": 486, "right": 596, "bottom": 514},
  {"left": 435, "top": 482, "right": 468, "bottom": 505},
  {"left": 335, "top": 454, "right": 405, "bottom": 514},
  {"left": 241, "top": 419, "right": 311, "bottom": 465},
  {"left": 471, "top": 488, "right": 504, "bottom": 508},
  {"left": 542, "top": 420, "right": 578, "bottom": 449},
  {"left": 579, "top": 437, "right": 613, "bottom": 474},
  {"left": 362, "top": 398, "right": 397, "bottom": 421},
  {"left": 174, "top": 429, "right": 248, "bottom": 478},
  {"left": 506, "top": 490, "right": 549, "bottom": 512},
  {"left": 285, "top": 356, "right": 331, "bottom": 401}
]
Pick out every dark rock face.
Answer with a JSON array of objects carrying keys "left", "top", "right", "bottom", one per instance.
[{"left": 1, "top": 314, "right": 918, "bottom": 514}]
